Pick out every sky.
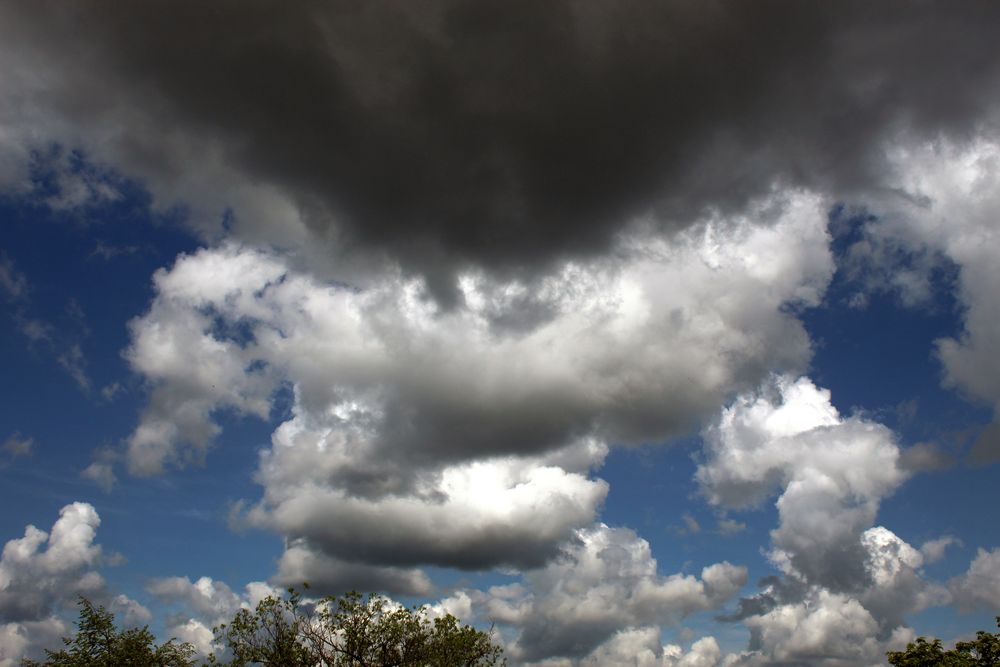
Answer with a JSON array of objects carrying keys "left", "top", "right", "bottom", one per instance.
[{"left": 1, "top": 2, "right": 999, "bottom": 665}]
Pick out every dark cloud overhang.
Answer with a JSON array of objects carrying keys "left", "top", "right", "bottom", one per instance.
[{"left": 6, "top": 1, "right": 1000, "bottom": 293}]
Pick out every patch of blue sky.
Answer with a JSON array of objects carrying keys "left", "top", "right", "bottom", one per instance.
[{"left": 806, "top": 210, "right": 997, "bottom": 553}]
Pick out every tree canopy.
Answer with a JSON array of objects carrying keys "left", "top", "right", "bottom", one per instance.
[
  {"left": 887, "top": 617, "right": 1000, "bottom": 667},
  {"left": 208, "top": 588, "right": 505, "bottom": 667},
  {"left": 22, "top": 597, "right": 195, "bottom": 667},
  {"left": 26, "top": 590, "right": 504, "bottom": 667}
]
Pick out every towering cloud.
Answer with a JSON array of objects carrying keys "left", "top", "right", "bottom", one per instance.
[
  {"left": 698, "top": 376, "right": 906, "bottom": 590},
  {"left": 0, "top": 504, "right": 149, "bottom": 666},
  {"left": 697, "top": 377, "right": 951, "bottom": 665}
]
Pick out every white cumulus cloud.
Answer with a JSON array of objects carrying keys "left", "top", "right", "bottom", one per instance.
[
  {"left": 123, "top": 189, "right": 832, "bottom": 581},
  {"left": 0, "top": 503, "right": 148, "bottom": 665},
  {"left": 479, "top": 523, "right": 746, "bottom": 663}
]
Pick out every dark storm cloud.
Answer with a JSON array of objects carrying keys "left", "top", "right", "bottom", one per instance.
[{"left": 5, "top": 1, "right": 1000, "bottom": 294}]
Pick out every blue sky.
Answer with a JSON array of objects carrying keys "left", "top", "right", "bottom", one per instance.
[{"left": 2, "top": 4, "right": 1000, "bottom": 666}]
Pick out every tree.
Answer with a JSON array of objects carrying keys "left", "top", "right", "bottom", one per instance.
[
  {"left": 209, "top": 588, "right": 505, "bottom": 667},
  {"left": 22, "top": 597, "right": 195, "bottom": 667},
  {"left": 954, "top": 620, "right": 1000, "bottom": 666},
  {"left": 205, "top": 589, "right": 313, "bottom": 667},
  {"left": 887, "top": 618, "right": 1000, "bottom": 667}
]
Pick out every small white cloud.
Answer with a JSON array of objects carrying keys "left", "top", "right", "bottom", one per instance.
[
  {"left": 715, "top": 517, "right": 746, "bottom": 536},
  {"left": 99, "top": 382, "right": 123, "bottom": 402},
  {"left": 81, "top": 462, "right": 116, "bottom": 493},
  {"left": 919, "top": 536, "right": 960, "bottom": 564},
  {"left": 81, "top": 447, "right": 118, "bottom": 493},
  {"left": 681, "top": 513, "right": 701, "bottom": 535}
]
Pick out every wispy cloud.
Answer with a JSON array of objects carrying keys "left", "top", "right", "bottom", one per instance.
[
  {"left": 1, "top": 259, "right": 93, "bottom": 393},
  {"left": 0, "top": 254, "right": 29, "bottom": 302}
]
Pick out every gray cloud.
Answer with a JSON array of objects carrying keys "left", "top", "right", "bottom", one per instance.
[
  {"left": 898, "top": 442, "right": 956, "bottom": 473},
  {"left": 479, "top": 524, "right": 746, "bottom": 663},
  {"left": 3, "top": 2, "right": 1000, "bottom": 298},
  {"left": 0, "top": 617, "right": 67, "bottom": 667},
  {"left": 949, "top": 548, "right": 1000, "bottom": 612},
  {"left": 271, "top": 541, "right": 433, "bottom": 597},
  {"left": 967, "top": 421, "right": 1000, "bottom": 467}
]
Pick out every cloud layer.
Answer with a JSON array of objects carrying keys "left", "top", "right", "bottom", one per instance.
[{"left": 2, "top": 4, "right": 999, "bottom": 665}]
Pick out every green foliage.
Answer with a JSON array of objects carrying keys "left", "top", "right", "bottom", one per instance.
[
  {"left": 209, "top": 588, "right": 505, "bottom": 667},
  {"left": 887, "top": 617, "right": 1000, "bottom": 667},
  {"left": 27, "top": 590, "right": 503, "bottom": 667},
  {"left": 22, "top": 597, "right": 195, "bottom": 667},
  {"left": 205, "top": 589, "right": 313, "bottom": 667},
  {"left": 954, "top": 621, "right": 1000, "bottom": 666}
]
